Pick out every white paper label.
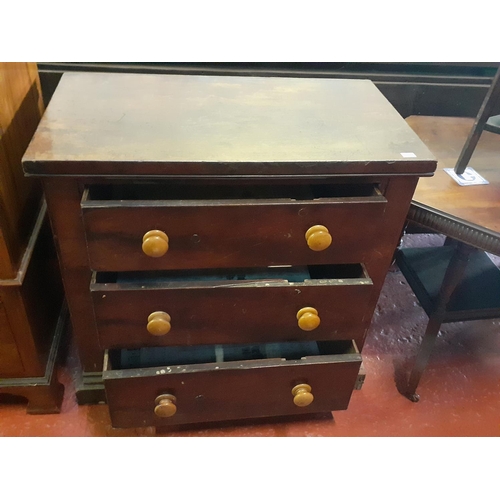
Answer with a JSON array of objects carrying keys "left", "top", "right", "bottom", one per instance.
[
  {"left": 400, "top": 152, "right": 417, "bottom": 158},
  {"left": 444, "top": 167, "right": 489, "bottom": 186}
]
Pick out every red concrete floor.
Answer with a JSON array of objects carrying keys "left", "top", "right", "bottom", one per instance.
[{"left": 1, "top": 233, "right": 499, "bottom": 437}]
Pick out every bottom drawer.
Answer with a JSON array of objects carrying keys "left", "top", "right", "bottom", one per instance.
[{"left": 103, "top": 340, "right": 362, "bottom": 428}]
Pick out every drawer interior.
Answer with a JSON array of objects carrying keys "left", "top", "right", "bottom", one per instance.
[
  {"left": 84, "top": 182, "right": 384, "bottom": 202},
  {"left": 93, "top": 263, "right": 372, "bottom": 288},
  {"left": 107, "top": 339, "right": 358, "bottom": 371}
]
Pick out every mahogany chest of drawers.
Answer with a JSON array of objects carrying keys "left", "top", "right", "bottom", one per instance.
[{"left": 23, "top": 73, "right": 436, "bottom": 428}]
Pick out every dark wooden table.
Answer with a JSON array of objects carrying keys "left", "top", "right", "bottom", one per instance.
[
  {"left": 22, "top": 73, "right": 436, "bottom": 427},
  {"left": 397, "top": 116, "right": 500, "bottom": 400}
]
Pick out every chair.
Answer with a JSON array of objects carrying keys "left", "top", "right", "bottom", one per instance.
[{"left": 396, "top": 64, "right": 500, "bottom": 401}]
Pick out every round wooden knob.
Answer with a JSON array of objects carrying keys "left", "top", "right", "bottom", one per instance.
[
  {"left": 292, "top": 384, "right": 314, "bottom": 407},
  {"left": 305, "top": 225, "right": 332, "bottom": 251},
  {"left": 147, "top": 311, "right": 171, "bottom": 336},
  {"left": 154, "top": 394, "right": 177, "bottom": 417},
  {"left": 296, "top": 307, "right": 320, "bottom": 331},
  {"left": 142, "top": 230, "right": 169, "bottom": 257}
]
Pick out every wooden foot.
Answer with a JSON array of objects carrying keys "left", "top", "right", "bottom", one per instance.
[
  {"left": 74, "top": 370, "right": 106, "bottom": 405},
  {"left": 64, "top": 330, "right": 106, "bottom": 405},
  {"left": 26, "top": 380, "right": 65, "bottom": 414},
  {"left": 406, "top": 392, "right": 420, "bottom": 403},
  {"left": 0, "top": 305, "right": 66, "bottom": 414}
]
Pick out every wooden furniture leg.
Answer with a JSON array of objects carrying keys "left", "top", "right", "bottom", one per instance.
[
  {"left": 404, "top": 242, "right": 476, "bottom": 401},
  {"left": 25, "top": 375, "right": 65, "bottom": 414}
]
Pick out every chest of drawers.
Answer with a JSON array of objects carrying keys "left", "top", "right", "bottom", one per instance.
[{"left": 23, "top": 73, "right": 435, "bottom": 428}]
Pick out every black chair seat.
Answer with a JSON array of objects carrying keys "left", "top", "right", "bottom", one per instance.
[{"left": 396, "top": 246, "right": 500, "bottom": 322}]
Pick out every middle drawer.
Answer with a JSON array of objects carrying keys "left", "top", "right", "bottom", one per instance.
[{"left": 91, "top": 264, "right": 374, "bottom": 349}]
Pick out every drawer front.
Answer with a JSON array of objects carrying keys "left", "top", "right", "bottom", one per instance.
[
  {"left": 82, "top": 200, "right": 387, "bottom": 272},
  {"left": 92, "top": 272, "right": 374, "bottom": 349},
  {"left": 103, "top": 344, "right": 362, "bottom": 428}
]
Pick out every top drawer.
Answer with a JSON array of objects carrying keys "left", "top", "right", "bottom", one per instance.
[{"left": 82, "top": 182, "right": 388, "bottom": 272}]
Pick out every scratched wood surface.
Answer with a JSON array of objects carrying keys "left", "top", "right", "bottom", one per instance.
[{"left": 23, "top": 73, "right": 436, "bottom": 177}]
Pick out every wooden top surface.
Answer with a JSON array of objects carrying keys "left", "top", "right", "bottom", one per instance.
[
  {"left": 23, "top": 73, "right": 435, "bottom": 177},
  {"left": 407, "top": 115, "right": 500, "bottom": 236}
]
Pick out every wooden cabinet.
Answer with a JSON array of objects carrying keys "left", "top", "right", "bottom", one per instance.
[
  {"left": 0, "top": 63, "right": 65, "bottom": 413},
  {"left": 0, "top": 62, "right": 43, "bottom": 279},
  {"left": 23, "top": 73, "right": 436, "bottom": 427}
]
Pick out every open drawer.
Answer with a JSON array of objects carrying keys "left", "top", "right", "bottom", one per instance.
[
  {"left": 91, "top": 263, "right": 375, "bottom": 349},
  {"left": 82, "top": 182, "right": 388, "bottom": 272},
  {"left": 103, "top": 339, "right": 362, "bottom": 428}
]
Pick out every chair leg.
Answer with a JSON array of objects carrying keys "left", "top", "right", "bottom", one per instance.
[{"left": 403, "top": 242, "right": 476, "bottom": 402}]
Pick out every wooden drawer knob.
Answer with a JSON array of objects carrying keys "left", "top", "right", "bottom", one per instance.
[
  {"left": 154, "top": 394, "right": 177, "bottom": 418},
  {"left": 305, "top": 225, "right": 332, "bottom": 251},
  {"left": 147, "top": 311, "right": 171, "bottom": 336},
  {"left": 292, "top": 384, "right": 314, "bottom": 407},
  {"left": 297, "top": 307, "right": 320, "bottom": 331},
  {"left": 142, "top": 230, "right": 169, "bottom": 257}
]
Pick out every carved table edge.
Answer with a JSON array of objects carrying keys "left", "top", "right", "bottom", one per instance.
[{"left": 408, "top": 201, "right": 500, "bottom": 256}]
